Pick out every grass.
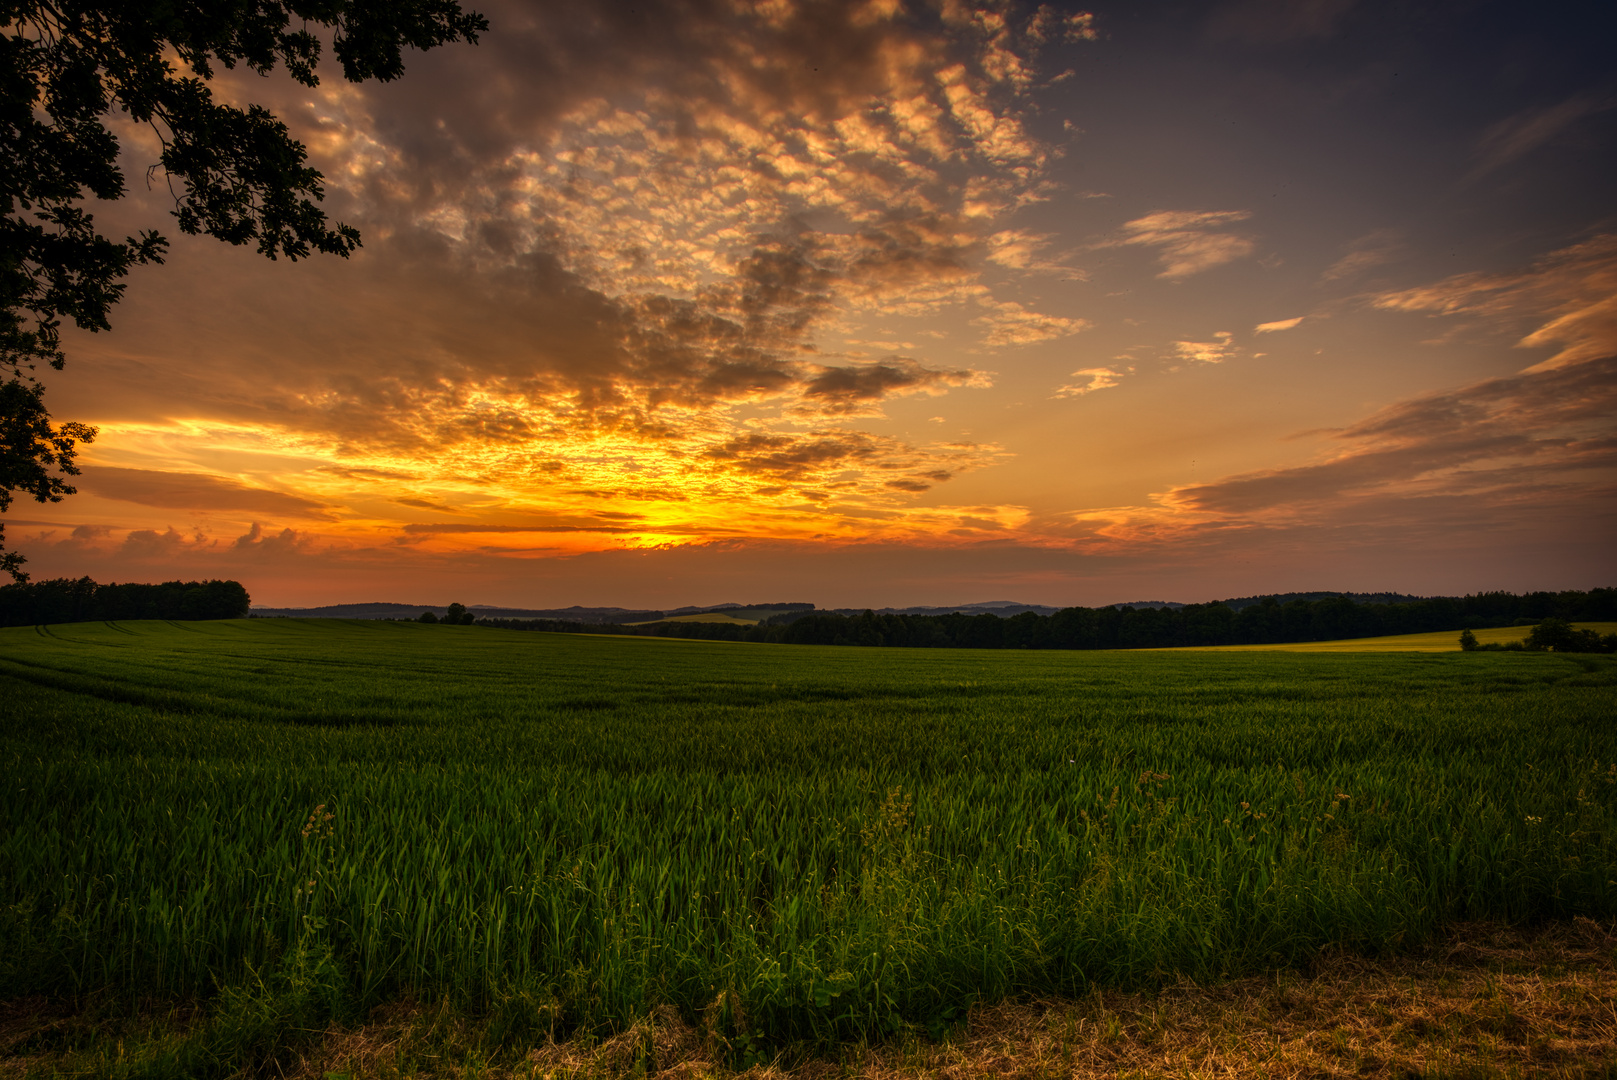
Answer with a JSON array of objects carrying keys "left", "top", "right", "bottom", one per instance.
[
  {"left": 1169, "top": 622, "right": 1617, "bottom": 652},
  {"left": 1, "top": 619, "right": 1614, "bottom": 1073}
]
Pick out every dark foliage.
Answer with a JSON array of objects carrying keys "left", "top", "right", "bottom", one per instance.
[
  {"left": 0, "top": 376, "right": 93, "bottom": 580},
  {"left": 0, "top": 575, "right": 249, "bottom": 625},
  {"left": 480, "top": 587, "right": 1617, "bottom": 651},
  {"left": 1524, "top": 618, "right": 1617, "bottom": 654}
]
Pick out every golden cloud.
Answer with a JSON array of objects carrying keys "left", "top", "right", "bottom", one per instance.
[
  {"left": 1373, "top": 233, "right": 1617, "bottom": 372},
  {"left": 1107, "top": 210, "right": 1256, "bottom": 279},
  {"left": 971, "top": 299, "right": 1090, "bottom": 347},
  {"left": 38, "top": 1, "right": 1111, "bottom": 569},
  {"left": 76, "top": 466, "right": 336, "bottom": 520},
  {"left": 104, "top": 0, "right": 1093, "bottom": 532},
  {"left": 1172, "top": 331, "right": 1237, "bottom": 363},
  {"left": 1054, "top": 367, "right": 1122, "bottom": 397},
  {"left": 1037, "top": 237, "right": 1617, "bottom": 553}
]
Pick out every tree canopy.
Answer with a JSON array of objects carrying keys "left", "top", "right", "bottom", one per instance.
[{"left": 0, "top": 0, "right": 486, "bottom": 579}]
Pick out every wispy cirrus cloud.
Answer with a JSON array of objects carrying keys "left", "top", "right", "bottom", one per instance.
[
  {"left": 1054, "top": 367, "right": 1123, "bottom": 397},
  {"left": 1068, "top": 235, "right": 1617, "bottom": 547},
  {"left": 1469, "top": 88, "right": 1617, "bottom": 180},
  {"left": 971, "top": 298, "right": 1090, "bottom": 347},
  {"left": 1322, "top": 228, "right": 1404, "bottom": 282},
  {"left": 1372, "top": 233, "right": 1617, "bottom": 371},
  {"left": 1104, "top": 210, "right": 1256, "bottom": 279},
  {"left": 1172, "top": 331, "right": 1238, "bottom": 363},
  {"left": 75, "top": 467, "right": 335, "bottom": 520},
  {"left": 1163, "top": 356, "right": 1617, "bottom": 517},
  {"left": 1254, "top": 316, "right": 1303, "bottom": 333}
]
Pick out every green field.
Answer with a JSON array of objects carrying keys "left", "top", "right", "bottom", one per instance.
[
  {"left": 2, "top": 619, "right": 1614, "bottom": 1053},
  {"left": 1172, "top": 622, "right": 1617, "bottom": 652}
]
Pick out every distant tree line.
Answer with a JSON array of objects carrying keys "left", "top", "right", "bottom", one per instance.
[
  {"left": 0, "top": 577, "right": 250, "bottom": 626},
  {"left": 478, "top": 588, "right": 1617, "bottom": 650}
]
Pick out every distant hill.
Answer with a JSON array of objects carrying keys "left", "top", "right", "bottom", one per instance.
[
  {"left": 249, "top": 601, "right": 815, "bottom": 624},
  {"left": 816, "top": 601, "right": 1063, "bottom": 618}
]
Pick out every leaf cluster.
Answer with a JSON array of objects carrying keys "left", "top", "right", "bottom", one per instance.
[{"left": 0, "top": 376, "right": 91, "bottom": 578}]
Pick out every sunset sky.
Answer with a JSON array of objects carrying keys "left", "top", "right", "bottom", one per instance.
[{"left": 12, "top": 0, "right": 1616, "bottom": 609}]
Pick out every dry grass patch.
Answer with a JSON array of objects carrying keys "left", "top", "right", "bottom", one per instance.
[{"left": 909, "top": 920, "right": 1617, "bottom": 1079}]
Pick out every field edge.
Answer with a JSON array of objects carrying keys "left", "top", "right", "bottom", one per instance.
[{"left": 3, "top": 919, "right": 1614, "bottom": 1080}]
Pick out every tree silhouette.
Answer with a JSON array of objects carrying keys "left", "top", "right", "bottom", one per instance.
[{"left": 1, "top": 1, "right": 486, "bottom": 579}]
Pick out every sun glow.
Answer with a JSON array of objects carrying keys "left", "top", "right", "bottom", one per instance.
[{"left": 70, "top": 414, "right": 1033, "bottom": 558}]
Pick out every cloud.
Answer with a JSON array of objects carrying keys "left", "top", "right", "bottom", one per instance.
[
  {"left": 1470, "top": 90, "right": 1617, "bottom": 179},
  {"left": 1106, "top": 210, "right": 1255, "bottom": 279},
  {"left": 394, "top": 497, "right": 462, "bottom": 512},
  {"left": 983, "top": 228, "right": 1082, "bottom": 277},
  {"left": 1372, "top": 233, "right": 1617, "bottom": 371},
  {"left": 1322, "top": 228, "right": 1403, "bottom": 282},
  {"left": 971, "top": 299, "right": 1089, "bottom": 347},
  {"left": 985, "top": 229, "right": 1047, "bottom": 269},
  {"left": 1054, "top": 367, "right": 1122, "bottom": 397},
  {"left": 62, "top": 0, "right": 1098, "bottom": 535},
  {"left": 233, "top": 523, "right": 308, "bottom": 554},
  {"left": 402, "top": 521, "right": 642, "bottom": 535},
  {"left": 1007, "top": 234, "right": 1617, "bottom": 570},
  {"left": 1131, "top": 238, "right": 1617, "bottom": 533},
  {"left": 1172, "top": 331, "right": 1237, "bottom": 364},
  {"left": 1164, "top": 356, "right": 1617, "bottom": 518},
  {"left": 697, "top": 428, "right": 993, "bottom": 495},
  {"left": 1025, "top": 8, "right": 1098, "bottom": 46},
  {"left": 1254, "top": 317, "right": 1303, "bottom": 334},
  {"left": 800, "top": 359, "right": 988, "bottom": 414},
  {"left": 120, "top": 527, "right": 213, "bottom": 561},
  {"left": 75, "top": 467, "right": 335, "bottom": 520}
]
